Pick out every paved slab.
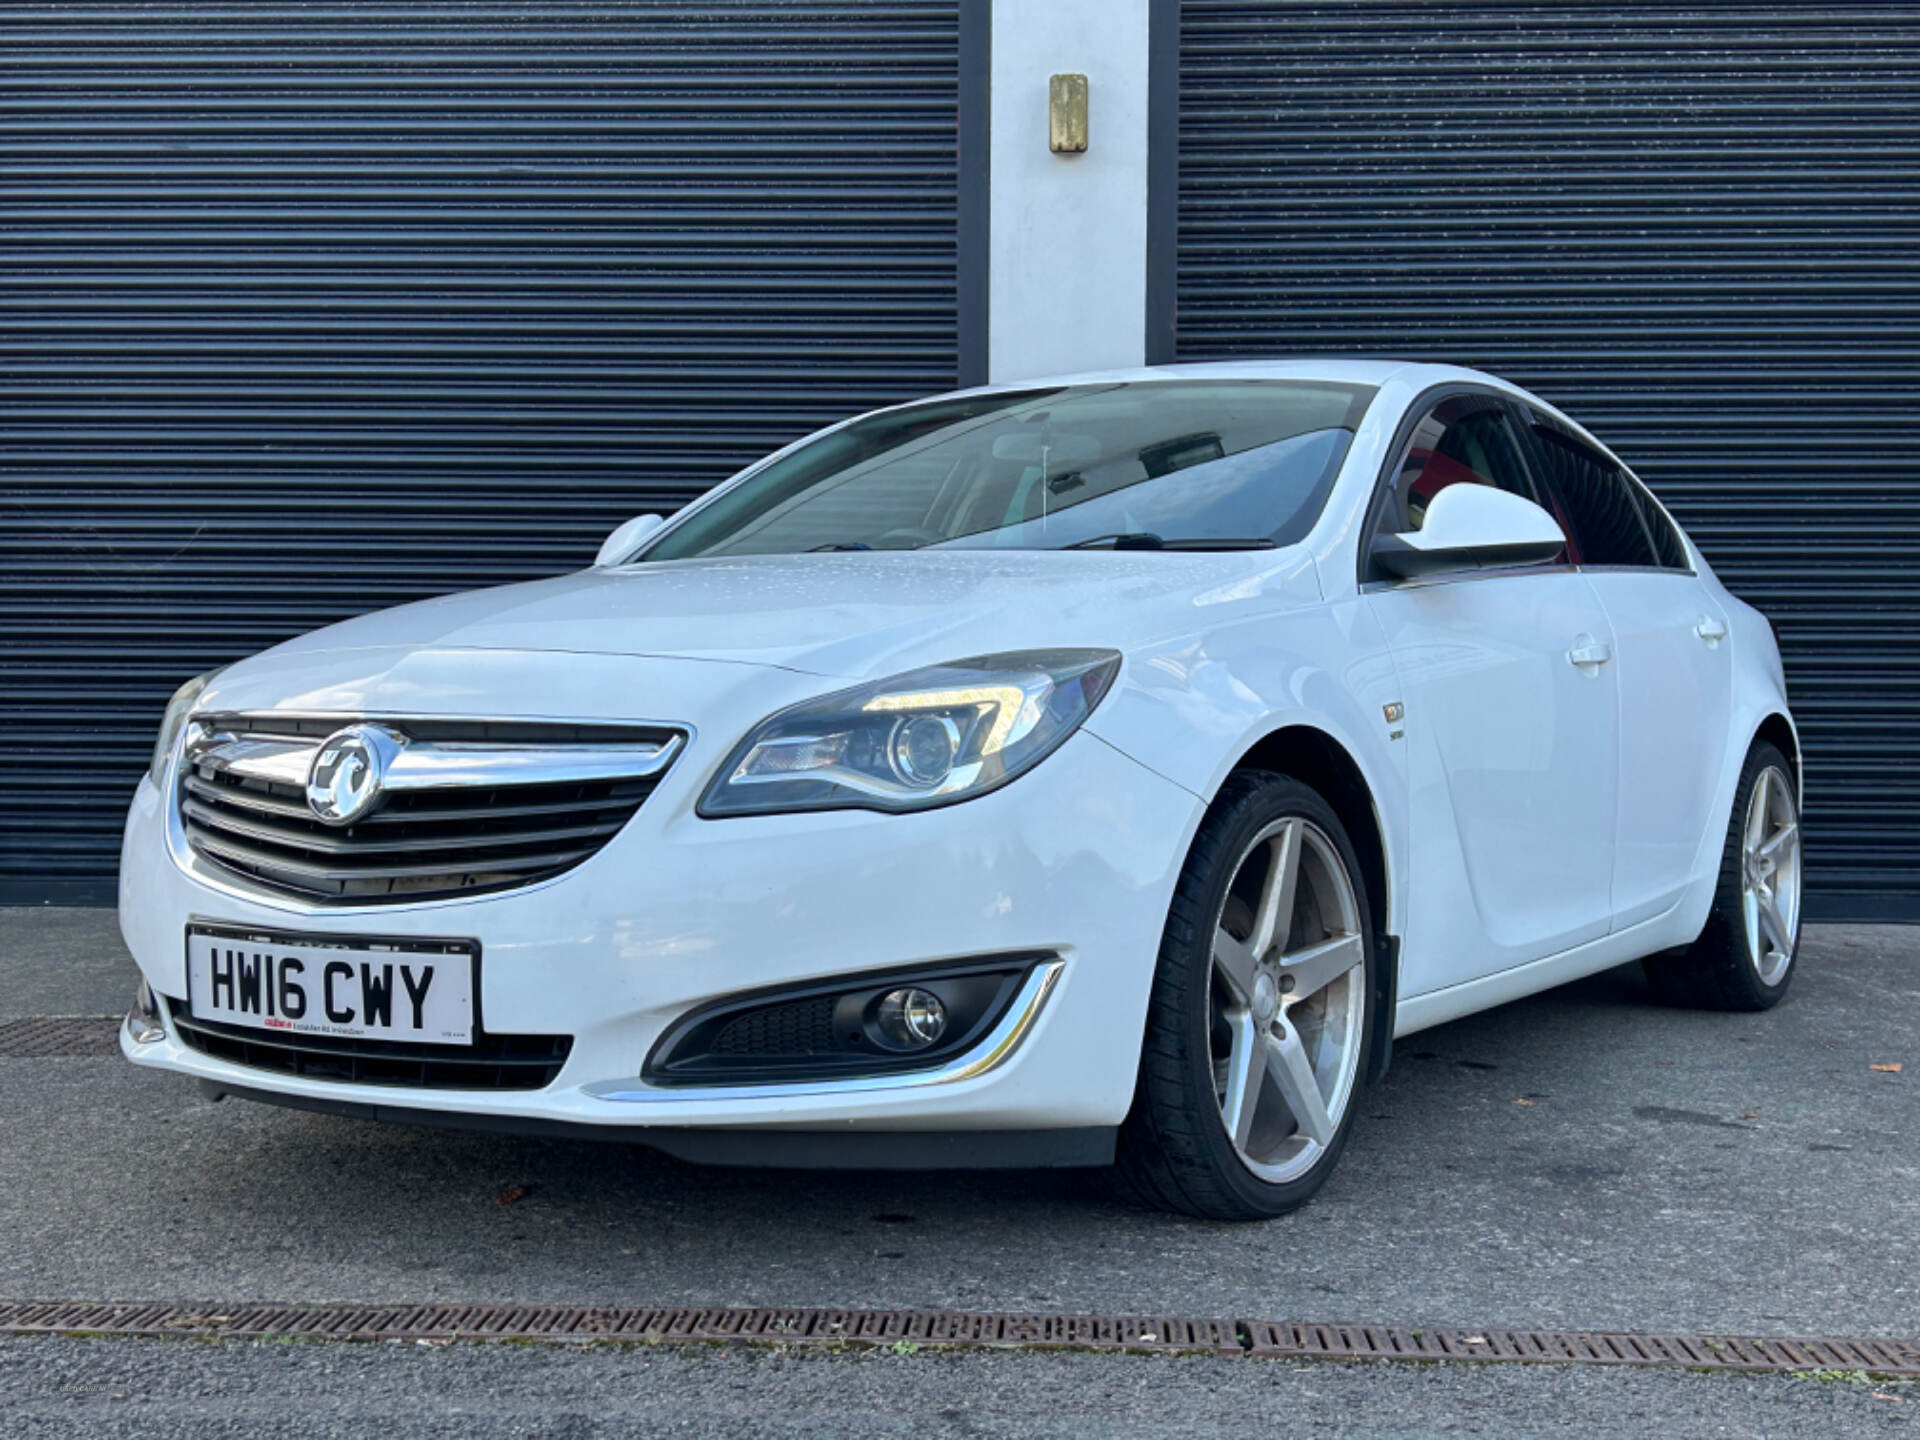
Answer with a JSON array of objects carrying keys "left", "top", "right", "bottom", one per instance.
[
  {"left": 0, "top": 913, "right": 1913, "bottom": 1341},
  {"left": 3, "top": 1335, "right": 1915, "bottom": 1439}
]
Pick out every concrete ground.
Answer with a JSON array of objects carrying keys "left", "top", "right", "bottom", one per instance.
[{"left": 2, "top": 908, "right": 1915, "bottom": 1435}]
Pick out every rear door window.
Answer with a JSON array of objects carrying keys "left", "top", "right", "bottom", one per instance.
[
  {"left": 1522, "top": 417, "right": 1660, "bottom": 568},
  {"left": 1625, "top": 478, "right": 1691, "bottom": 570}
]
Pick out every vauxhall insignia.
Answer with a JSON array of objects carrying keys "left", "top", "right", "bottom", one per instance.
[{"left": 305, "top": 723, "right": 405, "bottom": 825}]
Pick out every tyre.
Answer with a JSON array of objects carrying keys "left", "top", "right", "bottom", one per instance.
[
  {"left": 1643, "top": 740, "right": 1802, "bottom": 1011},
  {"left": 1119, "top": 770, "right": 1375, "bottom": 1220}
]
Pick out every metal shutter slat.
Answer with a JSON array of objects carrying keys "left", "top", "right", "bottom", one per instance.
[
  {"left": 1177, "top": 1, "right": 1920, "bottom": 918},
  {"left": 0, "top": 1, "right": 960, "bottom": 898}
]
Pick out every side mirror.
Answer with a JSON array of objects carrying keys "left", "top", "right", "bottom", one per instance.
[
  {"left": 594, "top": 513, "right": 665, "bottom": 568},
  {"left": 1370, "top": 485, "right": 1565, "bottom": 580}
]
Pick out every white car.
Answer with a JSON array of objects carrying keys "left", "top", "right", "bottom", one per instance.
[{"left": 120, "top": 360, "right": 1802, "bottom": 1219}]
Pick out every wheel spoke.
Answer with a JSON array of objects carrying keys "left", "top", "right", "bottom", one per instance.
[
  {"left": 1279, "top": 933, "right": 1363, "bottom": 1004},
  {"left": 1219, "top": 1009, "right": 1263, "bottom": 1152},
  {"left": 1757, "top": 822, "right": 1797, "bottom": 864},
  {"left": 1212, "top": 928, "right": 1259, "bottom": 1007},
  {"left": 1757, "top": 890, "right": 1792, "bottom": 955},
  {"left": 1745, "top": 785, "right": 1770, "bottom": 851},
  {"left": 1247, "top": 820, "right": 1301, "bottom": 960},
  {"left": 1769, "top": 771, "right": 1794, "bottom": 827},
  {"left": 1265, "top": 1018, "right": 1334, "bottom": 1147}
]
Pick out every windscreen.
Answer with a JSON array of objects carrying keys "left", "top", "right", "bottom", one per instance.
[{"left": 644, "top": 379, "right": 1376, "bottom": 560}]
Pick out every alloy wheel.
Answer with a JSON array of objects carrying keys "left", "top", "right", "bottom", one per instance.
[
  {"left": 1740, "top": 765, "right": 1801, "bottom": 987},
  {"left": 1209, "top": 816, "right": 1365, "bottom": 1184}
]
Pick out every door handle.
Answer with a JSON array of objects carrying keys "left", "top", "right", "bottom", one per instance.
[
  {"left": 1567, "top": 640, "right": 1611, "bottom": 669},
  {"left": 1695, "top": 616, "right": 1728, "bottom": 644}
]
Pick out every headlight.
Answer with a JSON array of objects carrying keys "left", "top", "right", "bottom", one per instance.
[
  {"left": 699, "top": 649, "right": 1121, "bottom": 817},
  {"left": 148, "top": 671, "right": 218, "bottom": 784}
]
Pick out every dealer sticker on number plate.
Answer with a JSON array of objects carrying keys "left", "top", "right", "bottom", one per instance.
[{"left": 187, "top": 928, "right": 475, "bottom": 1046}]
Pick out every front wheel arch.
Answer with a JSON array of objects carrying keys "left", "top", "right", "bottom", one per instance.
[
  {"left": 1753, "top": 711, "right": 1800, "bottom": 803},
  {"left": 1218, "top": 726, "right": 1396, "bottom": 1082}
]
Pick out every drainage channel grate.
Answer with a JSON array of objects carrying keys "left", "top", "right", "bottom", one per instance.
[
  {"left": 0, "top": 1017, "right": 121, "bottom": 1058},
  {"left": 0, "top": 1303, "right": 1236, "bottom": 1355},
  {"left": 1243, "top": 1321, "right": 1920, "bottom": 1374},
  {"left": 2, "top": 1302, "right": 1916, "bottom": 1376}
]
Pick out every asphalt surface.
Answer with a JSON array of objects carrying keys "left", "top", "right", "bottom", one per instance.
[
  {"left": 4, "top": 1336, "right": 1917, "bottom": 1439},
  {"left": 0, "top": 907, "right": 138, "bottom": 1020},
  {"left": 3, "top": 908, "right": 1916, "bottom": 1435}
]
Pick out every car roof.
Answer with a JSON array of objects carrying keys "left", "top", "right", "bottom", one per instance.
[{"left": 952, "top": 357, "right": 1518, "bottom": 396}]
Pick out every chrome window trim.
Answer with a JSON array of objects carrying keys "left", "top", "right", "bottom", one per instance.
[
  {"left": 1358, "top": 562, "right": 1571, "bottom": 596},
  {"left": 1575, "top": 563, "right": 1697, "bottom": 577},
  {"left": 1359, "top": 560, "right": 1703, "bottom": 596},
  {"left": 584, "top": 960, "right": 1067, "bottom": 1104}
]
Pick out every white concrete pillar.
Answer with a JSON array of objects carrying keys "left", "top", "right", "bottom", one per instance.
[{"left": 988, "top": 0, "right": 1151, "bottom": 383}]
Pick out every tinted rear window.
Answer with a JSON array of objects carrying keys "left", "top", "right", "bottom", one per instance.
[{"left": 1525, "top": 420, "right": 1659, "bottom": 568}]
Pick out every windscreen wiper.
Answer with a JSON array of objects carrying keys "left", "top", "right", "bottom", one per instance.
[{"left": 1066, "top": 533, "right": 1277, "bottom": 552}]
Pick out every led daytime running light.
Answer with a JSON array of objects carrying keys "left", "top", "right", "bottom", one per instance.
[{"left": 860, "top": 682, "right": 1044, "bottom": 758}]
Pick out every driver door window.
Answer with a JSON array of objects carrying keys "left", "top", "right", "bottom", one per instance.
[{"left": 1377, "top": 394, "right": 1552, "bottom": 541}]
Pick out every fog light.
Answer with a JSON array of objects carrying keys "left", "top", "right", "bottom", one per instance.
[
  {"left": 872, "top": 987, "right": 947, "bottom": 1050},
  {"left": 125, "top": 979, "right": 165, "bottom": 1045}
]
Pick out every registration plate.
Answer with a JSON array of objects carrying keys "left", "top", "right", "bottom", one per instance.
[{"left": 186, "top": 925, "right": 476, "bottom": 1047}]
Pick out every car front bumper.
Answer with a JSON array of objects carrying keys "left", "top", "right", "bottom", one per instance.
[{"left": 119, "top": 728, "right": 1201, "bottom": 1139}]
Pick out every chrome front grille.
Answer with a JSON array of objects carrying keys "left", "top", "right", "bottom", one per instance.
[{"left": 178, "top": 714, "right": 683, "bottom": 904}]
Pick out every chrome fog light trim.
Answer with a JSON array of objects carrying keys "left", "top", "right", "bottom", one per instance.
[
  {"left": 642, "top": 956, "right": 1050, "bottom": 1086},
  {"left": 125, "top": 980, "right": 166, "bottom": 1046},
  {"left": 590, "top": 960, "right": 1066, "bottom": 1104}
]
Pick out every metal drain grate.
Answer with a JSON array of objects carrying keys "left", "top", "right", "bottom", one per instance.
[
  {"left": 0, "top": 1302, "right": 1235, "bottom": 1355},
  {"left": 1, "top": 1301, "right": 1916, "bottom": 1375},
  {"left": 1242, "top": 1321, "right": 1920, "bottom": 1375},
  {"left": 0, "top": 1017, "right": 121, "bottom": 1058}
]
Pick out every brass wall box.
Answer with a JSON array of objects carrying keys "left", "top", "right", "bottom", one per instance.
[{"left": 1049, "top": 73, "right": 1088, "bottom": 154}]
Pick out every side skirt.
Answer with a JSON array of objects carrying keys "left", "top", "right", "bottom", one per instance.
[{"left": 1392, "top": 906, "right": 1689, "bottom": 1039}]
